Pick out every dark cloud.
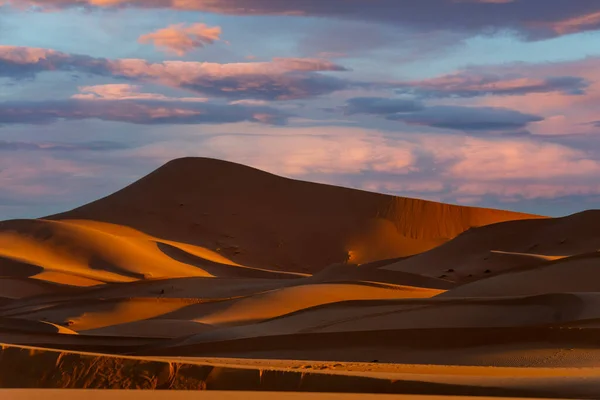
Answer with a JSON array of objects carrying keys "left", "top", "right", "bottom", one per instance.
[
  {"left": 7, "top": 0, "right": 600, "bottom": 39},
  {"left": 343, "top": 97, "right": 425, "bottom": 115},
  {"left": 0, "top": 99, "right": 290, "bottom": 125},
  {"left": 178, "top": 71, "right": 349, "bottom": 101},
  {"left": 342, "top": 97, "right": 543, "bottom": 132},
  {"left": 0, "top": 140, "right": 129, "bottom": 151},
  {"left": 0, "top": 47, "right": 114, "bottom": 80},
  {"left": 0, "top": 46, "right": 352, "bottom": 100},
  {"left": 387, "top": 105, "right": 544, "bottom": 131},
  {"left": 395, "top": 74, "right": 590, "bottom": 98}
]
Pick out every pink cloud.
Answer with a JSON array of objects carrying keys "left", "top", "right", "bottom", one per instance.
[
  {"left": 395, "top": 72, "right": 589, "bottom": 98},
  {"left": 409, "top": 58, "right": 600, "bottom": 136},
  {"left": 72, "top": 84, "right": 208, "bottom": 102},
  {"left": 126, "top": 125, "right": 416, "bottom": 177},
  {"left": 123, "top": 124, "right": 600, "bottom": 203},
  {"left": 0, "top": 46, "right": 350, "bottom": 100},
  {"left": 445, "top": 138, "right": 600, "bottom": 180},
  {"left": 139, "top": 23, "right": 222, "bottom": 56},
  {"left": 547, "top": 11, "right": 600, "bottom": 35},
  {"left": 0, "top": 154, "right": 98, "bottom": 197}
]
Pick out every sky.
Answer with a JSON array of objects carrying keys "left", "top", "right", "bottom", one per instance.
[{"left": 2, "top": 1, "right": 600, "bottom": 219}]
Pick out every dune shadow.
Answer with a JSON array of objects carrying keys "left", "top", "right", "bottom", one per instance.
[
  {"left": 0, "top": 256, "right": 44, "bottom": 278},
  {"left": 156, "top": 242, "right": 301, "bottom": 280},
  {"left": 88, "top": 256, "right": 146, "bottom": 280}
]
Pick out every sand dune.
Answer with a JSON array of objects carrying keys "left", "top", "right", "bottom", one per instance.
[
  {"left": 2, "top": 158, "right": 600, "bottom": 397},
  {"left": 382, "top": 210, "right": 600, "bottom": 283},
  {"left": 48, "top": 157, "right": 538, "bottom": 273}
]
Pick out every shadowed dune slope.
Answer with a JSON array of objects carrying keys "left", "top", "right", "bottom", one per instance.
[{"left": 47, "top": 157, "right": 540, "bottom": 273}]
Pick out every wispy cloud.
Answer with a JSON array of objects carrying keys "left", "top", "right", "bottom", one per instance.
[
  {"left": 0, "top": 140, "right": 129, "bottom": 151},
  {"left": 0, "top": 46, "right": 350, "bottom": 100},
  {"left": 72, "top": 84, "right": 208, "bottom": 102},
  {"left": 395, "top": 73, "right": 589, "bottom": 98},
  {"left": 0, "top": 98, "right": 289, "bottom": 125},
  {"left": 138, "top": 23, "right": 223, "bottom": 56}
]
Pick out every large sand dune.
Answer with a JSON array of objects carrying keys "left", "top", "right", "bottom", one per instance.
[
  {"left": 1, "top": 157, "right": 600, "bottom": 398},
  {"left": 48, "top": 157, "right": 539, "bottom": 273}
]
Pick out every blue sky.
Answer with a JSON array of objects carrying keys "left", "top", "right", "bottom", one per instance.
[{"left": 2, "top": 0, "right": 600, "bottom": 218}]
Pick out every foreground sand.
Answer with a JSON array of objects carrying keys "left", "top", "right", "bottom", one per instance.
[
  {"left": 0, "top": 391, "right": 560, "bottom": 400},
  {"left": 0, "top": 344, "right": 599, "bottom": 397},
  {"left": 1, "top": 158, "right": 600, "bottom": 397}
]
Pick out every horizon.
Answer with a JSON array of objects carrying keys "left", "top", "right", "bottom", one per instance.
[{"left": 2, "top": 1, "right": 600, "bottom": 219}]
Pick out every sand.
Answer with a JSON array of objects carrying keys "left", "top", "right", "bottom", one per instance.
[
  {"left": 1, "top": 157, "right": 599, "bottom": 398},
  {"left": 48, "top": 157, "right": 539, "bottom": 273},
  {"left": 0, "top": 392, "right": 560, "bottom": 400}
]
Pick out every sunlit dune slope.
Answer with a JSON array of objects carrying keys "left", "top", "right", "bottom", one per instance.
[
  {"left": 47, "top": 157, "right": 540, "bottom": 273},
  {"left": 0, "top": 219, "right": 299, "bottom": 287}
]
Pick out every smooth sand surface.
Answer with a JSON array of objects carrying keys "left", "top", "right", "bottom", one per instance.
[{"left": 1, "top": 158, "right": 600, "bottom": 398}]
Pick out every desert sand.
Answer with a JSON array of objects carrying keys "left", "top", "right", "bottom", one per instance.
[{"left": 1, "top": 157, "right": 600, "bottom": 398}]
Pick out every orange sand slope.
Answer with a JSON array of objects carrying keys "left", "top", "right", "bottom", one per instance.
[{"left": 2, "top": 157, "right": 600, "bottom": 397}]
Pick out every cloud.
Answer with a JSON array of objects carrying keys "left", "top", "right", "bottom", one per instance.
[
  {"left": 343, "top": 97, "right": 424, "bottom": 115},
  {"left": 388, "top": 105, "right": 543, "bottom": 131},
  {"left": 124, "top": 124, "right": 600, "bottom": 206},
  {"left": 440, "top": 137, "right": 600, "bottom": 180},
  {"left": 126, "top": 126, "right": 417, "bottom": 177},
  {"left": 447, "top": 58, "right": 600, "bottom": 136},
  {"left": 3, "top": 120, "right": 600, "bottom": 218},
  {"left": 0, "top": 140, "right": 129, "bottom": 151},
  {"left": 71, "top": 84, "right": 208, "bottom": 102},
  {"left": 0, "top": 46, "right": 113, "bottom": 80},
  {"left": 395, "top": 73, "right": 589, "bottom": 98},
  {"left": 548, "top": 11, "right": 600, "bottom": 35},
  {"left": 0, "top": 46, "right": 351, "bottom": 100},
  {"left": 343, "top": 97, "right": 543, "bottom": 132},
  {"left": 139, "top": 23, "right": 222, "bottom": 56},
  {"left": 6, "top": 0, "right": 600, "bottom": 39},
  {"left": 0, "top": 98, "right": 289, "bottom": 125}
]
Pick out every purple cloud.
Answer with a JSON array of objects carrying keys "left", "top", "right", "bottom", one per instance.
[
  {"left": 0, "top": 141, "right": 129, "bottom": 151},
  {"left": 395, "top": 73, "right": 590, "bottom": 98},
  {"left": 343, "top": 97, "right": 424, "bottom": 115},
  {"left": 0, "top": 46, "right": 351, "bottom": 100},
  {"left": 6, "top": 0, "right": 600, "bottom": 38},
  {"left": 0, "top": 98, "right": 290, "bottom": 125},
  {"left": 342, "top": 97, "right": 544, "bottom": 132},
  {"left": 387, "top": 105, "right": 544, "bottom": 131}
]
